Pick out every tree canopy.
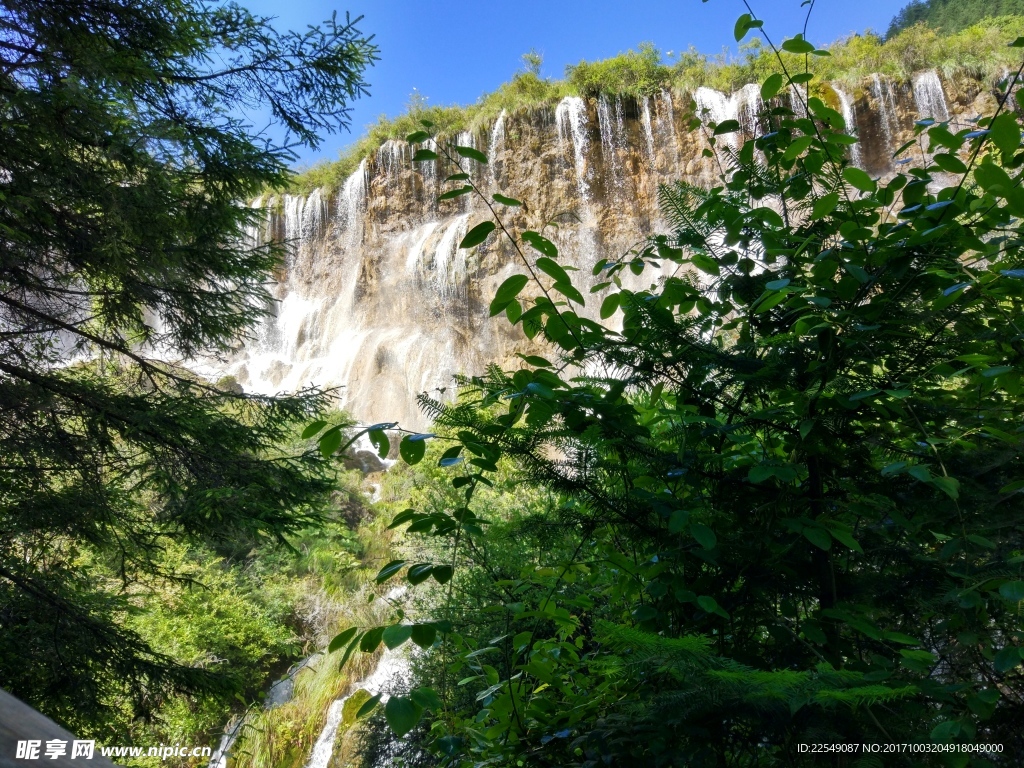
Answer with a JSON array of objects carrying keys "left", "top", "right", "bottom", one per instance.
[
  {"left": 323, "top": 12, "right": 1024, "bottom": 768},
  {"left": 0, "top": 0, "right": 375, "bottom": 737},
  {"left": 887, "top": 0, "right": 1024, "bottom": 38}
]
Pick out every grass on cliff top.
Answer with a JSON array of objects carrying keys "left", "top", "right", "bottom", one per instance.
[{"left": 289, "top": 16, "right": 1024, "bottom": 195}]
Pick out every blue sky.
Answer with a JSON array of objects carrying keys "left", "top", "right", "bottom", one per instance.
[{"left": 241, "top": 0, "right": 908, "bottom": 165}]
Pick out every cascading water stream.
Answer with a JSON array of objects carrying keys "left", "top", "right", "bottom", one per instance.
[
  {"left": 488, "top": 110, "right": 506, "bottom": 188},
  {"left": 640, "top": 96, "right": 657, "bottom": 166},
  {"left": 693, "top": 84, "right": 762, "bottom": 150},
  {"left": 655, "top": 89, "right": 680, "bottom": 171},
  {"left": 596, "top": 95, "right": 625, "bottom": 194},
  {"left": 912, "top": 70, "right": 949, "bottom": 122},
  {"left": 869, "top": 74, "right": 901, "bottom": 157},
  {"left": 555, "top": 96, "right": 592, "bottom": 206},
  {"left": 833, "top": 86, "right": 863, "bottom": 168}
]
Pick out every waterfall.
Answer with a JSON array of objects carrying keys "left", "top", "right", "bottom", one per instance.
[
  {"left": 833, "top": 86, "right": 863, "bottom": 168},
  {"left": 337, "top": 160, "right": 367, "bottom": 248},
  {"left": 640, "top": 96, "right": 656, "bottom": 166},
  {"left": 555, "top": 96, "right": 592, "bottom": 205},
  {"left": 912, "top": 70, "right": 949, "bottom": 122},
  {"left": 596, "top": 95, "right": 625, "bottom": 193},
  {"left": 789, "top": 85, "right": 808, "bottom": 118},
  {"left": 404, "top": 222, "right": 440, "bottom": 275},
  {"left": 432, "top": 214, "right": 470, "bottom": 296},
  {"left": 302, "top": 188, "right": 328, "bottom": 242},
  {"left": 377, "top": 140, "right": 407, "bottom": 183},
  {"left": 488, "top": 110, "right": 506, "bottom": 187},
  {"left": 869, "top": 74, "right": 901, "bottom": 157},
  {"left": 693, "top": 84, "right": 762, "bottom": 149},
  {"left": 654, "top": 90, "right": 680, "bottom": 171}
]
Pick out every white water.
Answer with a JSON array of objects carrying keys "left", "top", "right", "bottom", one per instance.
[
  {"left": 789, "top": 85, "right": 808, "bottom": 118},
  {"left": 555, "top": 96, "right": 592, "bottom": 205},
  {"left": 655, "top": 89, "right": 680, "bottom": 171},
  {"left": 693, "top": 84, "right": 762, "bottom": 150},
  {"left": 596, "top": 96, "right": 625, "bottom": 193},
  {"left": 912, "top": 70, "right": 949, "bottom": 122},
  {"left": 640, "top": 96, "right": 657, "bottom": 166},
  {"left": 870, "top": 74, "right": 901, "bottom": 157},
  {"left": 488, "top": 110, "right": 507, "bottom": 187},
  {"left": 833, "top": 86, "right": 863, "bottom": 168}
]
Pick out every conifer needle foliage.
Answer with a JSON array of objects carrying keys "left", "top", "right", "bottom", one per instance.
[
  {"left": 0, "top": 0, "right": 376, "bottom": 737},
  {"left": 326, "top": 5, "right": 1024, "bottom": 766}
]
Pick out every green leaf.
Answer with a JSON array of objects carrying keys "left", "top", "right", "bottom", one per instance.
[
  {"left": 765, "top": 278, "right": 790, "bottom": 291},
  {"left": 356, "top": 693, "right": 382, "bottom": 718},
  {"left": 382, "top": 624, "right": 413, "bottom": 649},
  {"left": 328, "top": 626, "right": 358, "bottom": 654},
  {"left": 697, "top": 595, "right": 719, "bottom": 613},
  {"left": 359, "top": 625, "right": 385, "bottom": 652},
  {"left": 368, "top": 428, "right": 390, "bottom": 459},
  {"left": 761, "top": 73, "right": 784, "bottom": 101},
  {"left": 522, "top": 230, "right": 558, "bottom": 257},
  {"left": 690, "top": 522, "right": 717, "bottom": 550},
  {"left": 811, "top": 192, "right": 839, "bottom": 219},
  {"left": 339, "top": 633, "right": 362, "bottom": 669},
  {"left": 781, "top": 36, "right": 815, "bottom": 54},
  {"left": 319, "top": 428, "right": 342, "bottom": 458},
  {"left": 376, "top": 560, "right": 407, "bottom": 583},
  {"left": 455, "top": 145, "right": 488, "bottom": 164},
  {"left": 301, "top": 420, "right": 327, "bottom": 439},
  {"left": 406, "top": 131, "right": 430, "bottom": 143},
  {"left": 490, "top": 274, "right": 529, "bottom": 316},
  {"left": 492, "top": 194, "right": 522, "bottom": 206},
  {"left": 439, "top": 445, "right": 463, "bottom": 467},
  {"left": 990, "top": 112, "right": 1021, "bottom": 156},
  {"left": 600, "top": 292, "right": 620, "bottom": 319},
  {"left": 438, "top": 185, "right": 473, "bottom": 201},
  {"left": 407, "top": 563, "right": 434, "bottom": 585},
  {"left": 445, "top": 172, "right": 470, "bottom": 181},
  {"left": 1010, "top": 37, "right": 1024, "bottom": 47},
  {"left": 412, "top": 148, "right": 438, "bottom": 162},
  {"left": 733, "top": 13, "right": 756, "bottom": 41},
  {"left": 994, "top": 645, "right": 1022, "bottom": 673},
  {"left": 432, "top": 564, "right": 454, "bottom": 584},
  {"left": 691, "top": 252, "right": 719, "bottom": 275},
  {"left": 713, "top": 119, "right": 740, "bottom": 136},
  {"left": 536, "top": 257, "right": 571, "bottom": 285},
  {"left": 668, "top": 509, "right": 689, "bottom": 534},
  {"left": 410, "top": 687, "right": 443, "bottom": 710},
  {"left": 842, "top": 166, "right": 876, "bottom": 193},
  {"left": 399, "top": 435, "right": 426, "bottom": 465},
  {"left": 385, "top": 696, "right": 423, "bottom": 738},
  {"left": 459, "top": 221, "right": 495, "bottom": 249},
  {"left": 411, "top": 623, "right": 438, "bottom": 648},
  {"left": 931, "top": 475, "right": 959, "bottom": 500},
  {"left": 932, "top": 153, "right": 967, "bottom": 174},
  {"left": 999, "top": 580, "right": 1024, "bottom": 602},
  {"left": 803, "top": 527, "right": 832, "bottom": 550},
  {"left": 828, "top": 528, "right": 863, "bottom": 554},
  {"left": 388, "top": 509, "right": 418, "bottom": 529}
]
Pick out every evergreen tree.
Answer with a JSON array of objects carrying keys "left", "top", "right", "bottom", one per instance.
[
  {"left": 888, "top": 0, "right": 1024, "bottom": 38},
  {"left": 0, "top": 0, "right": 376, "bottom": 736}
]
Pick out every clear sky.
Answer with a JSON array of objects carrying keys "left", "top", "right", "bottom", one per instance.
[{"left": 240, "top": 0, "right": 909, "bottom": 165}]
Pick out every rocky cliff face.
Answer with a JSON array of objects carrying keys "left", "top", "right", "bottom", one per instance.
[{"left": 209, "top": 70, "right": 1005, "bottom": 430}]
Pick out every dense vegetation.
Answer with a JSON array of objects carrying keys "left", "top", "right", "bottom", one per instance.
[
  {"left": 317, "top": 7, "right": 1024, "bottom": 767},
  {"left": 0, "top": 0, "right": 376, "bottom": 744},
  {"left": 888, "top": 0, "right": 1024, "bottom": 38},
  {"left": 292, "top": 14, "right": 1024, "bottom": 195}
]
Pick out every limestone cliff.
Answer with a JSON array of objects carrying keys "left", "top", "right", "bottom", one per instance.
[{"left": 207, "top": 71, "right": 1007, "bottom": 430}]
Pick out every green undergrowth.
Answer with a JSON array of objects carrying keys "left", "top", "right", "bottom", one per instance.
[{"left": 288, "top": 16, "right": 1024, "bottom": 196}]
